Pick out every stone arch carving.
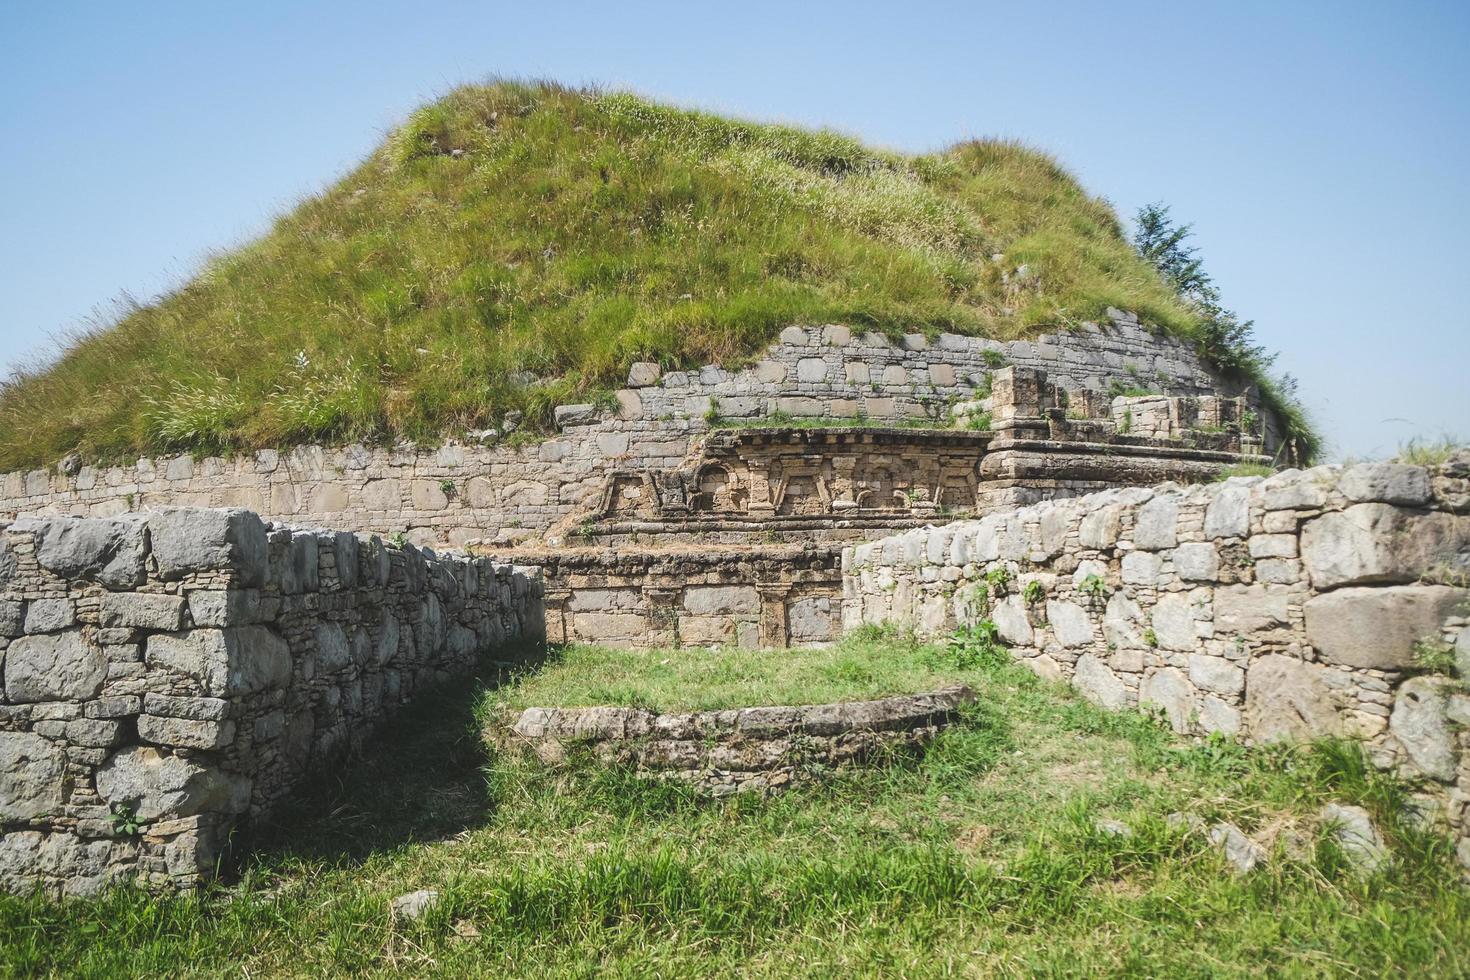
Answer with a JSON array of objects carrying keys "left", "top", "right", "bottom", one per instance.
[{"left": 690, "top": 463, "right": 746, "bottom": 513}]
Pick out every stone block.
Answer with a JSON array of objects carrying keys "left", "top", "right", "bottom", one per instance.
[
  {"left": 1079, "top": 506, "right": 1122, "bottom": 550},
  {"left": 1073, "top": 654, "right": 1128, "bottom": 710},
  {"left": 1133, "top": 496, "right": 1179, "bottom": 551},
  {"left": 1173, "top": 543, "right": 1220, "bottom": 582},
  {"left": 1140, "top": 666, "right": 1195, "bottom": 733},
  {"left": 992, "top": 595, "right": 1033, "bottom": 646},
  {"left": 796, "top": 358, "right": 830, "bottom": 383},
  {"left": 1339, "top": 463, "right": 1432, "bottom": 506},
  {"left": 683, "top": 586, "right": 759, "bottom": 616},
  {"left": 1304, "top": 585, "right": 1466, "bottom": 671},
  {"left": 100, "top": 593, "right": 189, "bottom": 631},
  {"left": 1189, "top": 654, "right": 1245, "bottom": 696},
  {"left": 138, "top": 714, "right": 237, "bottom": 751},
  {"left": 1204, "top": 483, "right": 1251, "bottom": 539},
  {"left": 1244, "top": 655, "right": 1340, "bottom": 742},
  {"left": 1214, "top": 585, "right": 1289, "bottom": 635},
  {"left": 23, "top": 598, "right": 77, "bottom": 633},
  {"left": 929, "top": 364, "right": 957, "bottom": 386},
  {"left": 4, "top": 632, "right": 106, "bottom": 702},
  {"left": 1046, "top": 600, "right": 1094, "bottom": 647},
  {"left": 775, "top": 397, "right": 824, "bottom": 417},
  {"left": 148, "top": 509, "right": 269, "bottom": 587},
  {"left": 95, "top": 746, "right": 243, "bottom": 820},
  {"left": 1302, "top": 505, "right": 1467, "bottom": 590},
  {"left": 881, "top": 365, "right": 907, "bottom": 386},
  {"left": 1121, "top": 551, "right": 1163, "bottom": 586},
  {"left": 779, "top": 326, "right": 808, "bottom": 345},
  {"left": 627, "top": 362, "right": 661, "bottom": 387},
  {"left": 553, "top": 404, "right": 597, "bottom": 427},
  {"left": 28, "top": 515, "right": 149, "bottom": 590},
  {"left": 145, "top": 627, "right": 291, "bottom": 697},
  {"left": 0, "top": 732, "right": 65, "bottom": 820},
  {"left": 1248, "top": 534, "right": 1296, "bottom": 559},
  {"left": 1151, "top": 593, "right": 1199, "bottom": 651},
  {"left": 755, "top": 361, "right": 787, "bottom": 384},
  {"left": 844, "top": 362, "right": 870, "bottom": 384},
  {"left": 1389, "top": 677, "right": 1458, "bottom": 782}
]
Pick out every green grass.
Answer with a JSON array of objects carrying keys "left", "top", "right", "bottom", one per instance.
[
  {"left": 3, "top": 626, "right": 1467, "bottom": 977},
  {"left": 0, "top": 79, "right": 1214, "bottom": 470},
  {"left": 1397, "top": 435, "right": 1466, "bottom": 467}
]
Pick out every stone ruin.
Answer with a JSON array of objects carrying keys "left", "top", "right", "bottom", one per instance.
[{"left": 8, "top": 311, "right": 1467, "bottom": 892}]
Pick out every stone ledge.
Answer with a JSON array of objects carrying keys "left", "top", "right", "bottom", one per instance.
[{"left": 502, "top": 686, "right": 974, "bottom": 795}]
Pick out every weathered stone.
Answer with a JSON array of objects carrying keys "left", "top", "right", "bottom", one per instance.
[
  {"left": 626, "top": 362, "right": 661, "bottom": 388},
  {"left": 145, "top": 627, "right": 291, "bottom": 697},
  {"left": 1209, "top": 822, "right": 1266, "bottom": 873},
  {"left": 1103, "top": 591, "right": 1146, "bottom": 650},
  {"left": 94, "top": 746, "right": 242, "bottom": 821},
  {"left": 1244, "top": 655, "right": 1339, "bottom": 742},
  {"left": 1389, "top": 677, "right": 1458, "bottom": 782},
  {"left": 1140, "top": 666, "right": 1194, "bottom": 733},
  {"left": 390, "top": 889, "right": 441, "bottom": 923},
  {"left": 1320, "top": 803, "right": 1388, "bottom": 875},
  {"left": 0, "top": 598, "right": 21, "bottom": 637},
  {"left": 1121, "top": 551, "right": 1162, "bottom": 586},
  {"left": 0, "top": 732, "right": 65, "bottom": 819},
  {"left": 1079, "top": 506, "right": 1122, "bottom": 550},
  {"left": 1046, "top": 600, "right": 1094, "bottom": 647},
  {"left": 1304, "top": 586, "right": 1466, "bottom": 670},
  {"left": 1338, "top": 463, "right": 1432, "bottom": 507},
  {"left": 682, "top": 586, "right": 759, "bottom": 616},
  {"left": 1301, "top": 504, "right": 1467, "bottom": 590},
  {"left": 28, "top": 515, "right": 148, "bottom": 589},
  {"left": 1150, "top": 593, "right": 1198, "bottom": 651},
  {"left": 148, "top": 509, "right": 269, "bottom": 586},
  {"left": 100, "top": 593, "right": 189, "bottom": 631},
  {"left": 1132, "top": 496, "right": 1178, "bottom": 551},
  {"left": 1214, "top": 585, "right": 1288, "bottom": 635},
  {"left": 1189, "top": 654, "right": 1244, "bottom": 696},
  {"left": 23, "top": 598, "right": 77, "bottom": 633},
  {"left": 1073, "top": 654, "right": 1128, "bottom": 710},
  {"left": 991, "top": 595, "right": 1032, "bottom": 646},
  {"left": 1173, "top": 543, "right": 1219, "bottom": 582},
  {"left": 4, "top": 632, "right": 106, "bottom": 702},
  {"left": 1204, "top": 483, "right": 1251, "bottom": 539},
  {"left": 553, "top": 404, "right": 597, "bottom": 427}
]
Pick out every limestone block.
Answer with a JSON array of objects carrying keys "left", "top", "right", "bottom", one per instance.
[
  {"left": 100, "top": 593, "right": 188, "bottom": 631},
  {"left": 1046, "top": 600, "right": 1094, "bottom": 648},
  {"left": 0, "top": 732, "right": 65, "bottom": 820},
  {"left": 554, "top": 404, "right": 597, "bottom": 427},
  {"left": 788, "top": 597, "right": 835, "bottom": 643},
  {"left": 138, "top": 714, "right": 236, "bottom": 751},
  {"left": 1339, "top": 463, "right": 1432, "bottom": 506},
  {"left": 148, "top": 509, "right": 269, "bottom": 587},
  {"left": 569, "top": 612, "right": 647, "bottom": 643},
  {"left": 0, "top": 599, "right": 21, "bottom": 637},
  {"left": 1261, "top": 471, "right": 1326, "bottom": 511},
  {"left": 775, "top": 397, "right": 824, "bottom": 417},
  {"left": 1133, "top": 496, "right": 1179, "bottom": 551},
  {"left": 1304, "top": 585, "right": 1466, "bottom": 670},
  {"left": 1244, "top": 655, "right": 1340, "bottom": 742},
  {"left": 23, "top": 598, "right": 77, "bottom": 633},
  {"left": 614, "top": 389, "right": 643, "bottom": 419},
  {"left": 410, "top": 480, "right": 450, "bottom": 510},
  {"left": 1173, "top": 543, "right": 1220, "bottom": 582},
  {"left": 1204, "top": 483, "right": 1252, "bottom": 539},
  {"left": 4, "top": 632, "right": 106, "bottom": 702},
  {"left": 1141, "top": 666, "right": 1195, "bottom": 733},
  {"left": 822, "top": 325, "right": 852, "bottom": 345},
  {"left": 627, "top": 362, "right": 661, "bottom": 387},
  {"left": 1151, "top": 593, "right": 1198, "bottom": 651},
  {"left": 1301, "top": 504, "right": 1467, "bottom": 590},
  {"left": 29, "top": 515, "right": 149, "bottom": 589},
  {"left": 779, "top": 326, "right": 808, "bottom": 345},
  {"left": 314, "top": 623, "right": 352, "bottom": 673},
  {"left": 796, "top": 358, "right": 830, "bottom": 383},
  {"left": 1103, "top": 591, "right": 1147, "bottom": 650},
  {"left": 1320, "top": 803, "right": 1388, "bottom": 874},
  {"left": 1248, "top": 534, "right": 1297, "bottom": 559},
  {"left": 95, "top": 746, "right": 242, "bottom": 820},
  {"left": 1079, "top": 506, "right": 1122, "bottom": 550},
  {"left": 755, "top": 361, "right": 787, "bottom": 384},
  {"left": 1198, "top": 696, "right": 1241, "bottom": 736},
  {"left": 145, "top": 627, "right": 291, "bottom": 697},
  {"left": 683, "top": 586, "right": 759, "bottom": 616},
  {"left": 1121, "top": 551, "right": 1163, "bottom": 586},
  {"left": 1189, "top": 653, "right": 1245, "bottom": 696},
  {"left": 844, "top": 362, "right": 870, "bottom": 384},
  {"left": 308, "top": 484, "right": 350, "bottom": 514},
  {"left": 1214, "top": 585, "right": 1288, "bottom": 635},
  {"left": 1073, "top": 654, "right": 1128, "bottom": 710},
  {"left": 882, "top": 365, "right": 907, "bottom": 385},
  {"left": 992, "top": 595, "right": 1033, "bottom": 646},
  {"left": 1389, "top": 677, "right": 1458, "bottom": 782},
  {"left": 929, "top": 364, "right": 957, "bottom": 386}
]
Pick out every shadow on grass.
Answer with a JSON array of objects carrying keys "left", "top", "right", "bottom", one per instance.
[{"left": 232, "top": 642, "right": 560, "bottom": 872}]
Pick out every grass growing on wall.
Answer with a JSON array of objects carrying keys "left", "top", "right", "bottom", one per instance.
[
  {"left": 0, "top": 79, "right": 1213, "bottom": 470},
  {"left": 2, "top": 627, "right": 1467, "bottom": 976}
]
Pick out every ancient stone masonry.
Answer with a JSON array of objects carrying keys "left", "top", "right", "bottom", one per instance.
[
  {"left": 843, "top": 454, "right": 1470, "bottom": 865},
  {"left": 501, "top": 687, "right": 974, "bottom": 796},
  {"left": 0, "top": 508, "right": 544, "bottom": 895},
  {"left": 0, "top": 312, "right": 1284, "bottom": 550},
  {"left": 523, "top": 547, "right": 842, "bottom": 650}
]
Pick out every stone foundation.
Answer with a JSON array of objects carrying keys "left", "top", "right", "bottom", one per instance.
[
  {"left": 0, "top": 508, "right": 544, "bottom": 895},
  {"left": 503, "top": 686, "right": 974, "bottom": 795},
  {"left": 843, "top": 455, "right": 1470, "bottom": 863}
]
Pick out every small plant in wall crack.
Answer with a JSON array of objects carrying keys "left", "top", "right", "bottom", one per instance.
[
  {"left": 1078, "top": 574, "right": 1110, "bottom": 601},
  {"left": 388, "top": 531, "right": 409, "bottom": 549},
  {"left": 1144, "top": 627, "right": 1159, "bottom": 648},
  {"left": 1022, "top": 580, "right": 1046, "bottom": 605},
  {"left": 109, "top": 803, "right": 142, "bottom": 837},
  {"left": 984, "top": 565, "right": 1013, "bottom": 595},
  {"left": 439, "top": 478, "right": 458, "bottom": 501}
]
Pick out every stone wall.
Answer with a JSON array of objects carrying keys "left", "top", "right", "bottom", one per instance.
[
  {"left": 843, "top": 457, "right": 1470, "bottom": 864},
  {"left": 0, "top": 508, "right": 544, "bottom": 895},
  {"left": 521, "top": 546, "right": 843, "bottom": 650},
  {"left": 0, "top": 313, "right": 1271, "bottom": 548},
  {"left": 502, "top": 686, "right": 974, "bottom": 796}
]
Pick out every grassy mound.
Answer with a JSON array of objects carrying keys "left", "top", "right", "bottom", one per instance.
[
  {"left": 0, "top": 79, "right": 1205, "bottom": 470},
  {"left": 4, "top": 628, "right": 1466, "bottom": 976}
]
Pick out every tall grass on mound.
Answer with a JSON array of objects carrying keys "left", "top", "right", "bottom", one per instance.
[
  {"left": 2, "top": 628, "right": 1468, "bottom": 975},
  {"left": 0, "top": 79, "right": 1204, "bottom": 469}
]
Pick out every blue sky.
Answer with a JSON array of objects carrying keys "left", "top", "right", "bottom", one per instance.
[{"left": 2, "top": 1, "right": 1465, "bottom": 459}]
